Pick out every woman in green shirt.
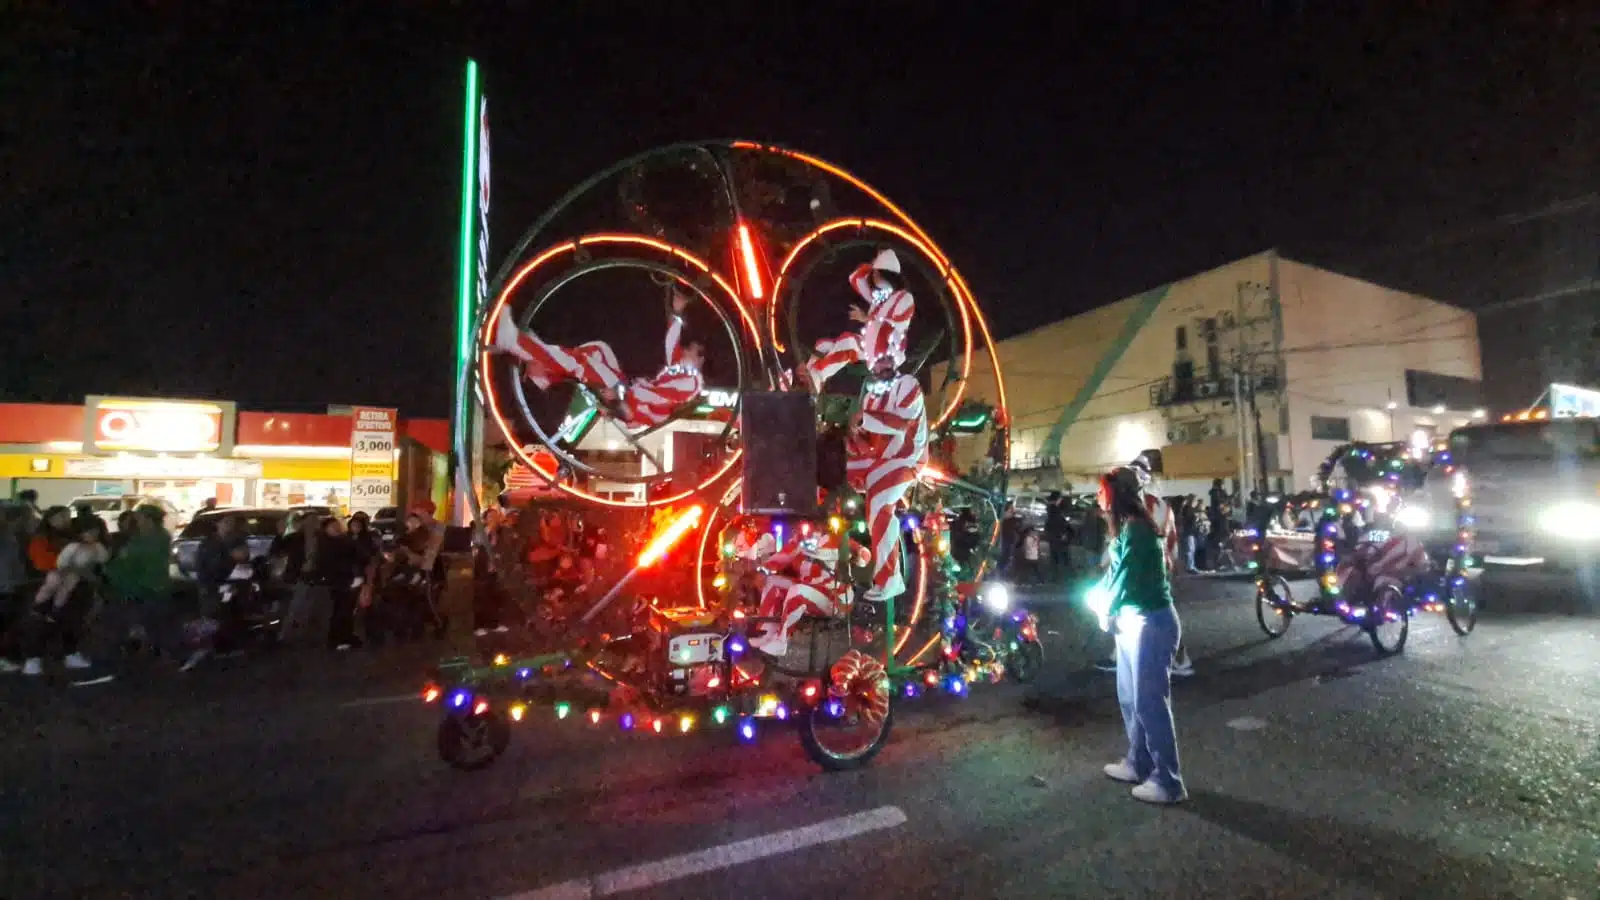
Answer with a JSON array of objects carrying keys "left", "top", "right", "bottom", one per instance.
[{"left": 1095, "top": 468, "right": 1187, "bottom": 804}]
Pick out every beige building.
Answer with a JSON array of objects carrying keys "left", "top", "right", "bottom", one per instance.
[{"left": 940, "top": 251, "right": 1484, "bottom": 497}]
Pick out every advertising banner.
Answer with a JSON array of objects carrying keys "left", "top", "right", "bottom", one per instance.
[{"left": 350, "top": 406, "right": 398, "bottom": 515}]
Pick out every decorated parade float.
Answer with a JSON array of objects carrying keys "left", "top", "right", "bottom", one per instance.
[{"left": 425, "top": 140, "right": 1037, "bottom": 771}]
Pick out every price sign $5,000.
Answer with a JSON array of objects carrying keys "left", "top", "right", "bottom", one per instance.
[{"left": 353, "top": 481, "right": 391, "bottom": 498}]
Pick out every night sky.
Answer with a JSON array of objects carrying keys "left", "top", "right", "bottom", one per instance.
[{"left": 6, "top": 3, "right": 1596, "bottom": 417}]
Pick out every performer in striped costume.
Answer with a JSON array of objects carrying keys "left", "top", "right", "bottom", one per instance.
[
  {"left": 803, "top": 249, "right": 915, "bottom": 389},
  {"left": 492, "top": 293, "right": 704, "bottom": 430},
  {"left": 852, "top": 352, "right": 929, "bottom": 601},
  {"left": 749, "top": 529, "right": 849, "bottom": 657}
]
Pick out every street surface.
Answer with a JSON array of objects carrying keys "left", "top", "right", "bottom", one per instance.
[{"left": 2, "top": 573, "right": 1597, "bottom": 899}]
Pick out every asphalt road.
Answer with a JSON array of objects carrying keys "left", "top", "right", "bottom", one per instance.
[{"left": 2, "top": 573, "right": 1596, "bottom": 899}]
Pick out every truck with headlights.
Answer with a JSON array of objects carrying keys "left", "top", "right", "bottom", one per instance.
[{"left": 1404, "top": 419, "right": 1599, "bottom": 593}]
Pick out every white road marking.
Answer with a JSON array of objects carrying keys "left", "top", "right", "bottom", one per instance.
[
  {"left": 339, "top": 693, "right": 419, "bottom": 709},
  {"left": 501, "top": 805, "right": 909, "bottom": 899},
  {"left": 1227, "top": 716, "right": 1268, "bottom": 731}
]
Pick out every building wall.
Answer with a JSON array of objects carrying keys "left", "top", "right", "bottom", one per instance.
[
  {"left": 941, "top": 254, "right": 1274, "bottom": 489},
  {"left": 1276, "top": 258, "right": 1482, "bottom": 488},
  {"left": 943, "top": 252, "right": 1483, "bottom": 495}
]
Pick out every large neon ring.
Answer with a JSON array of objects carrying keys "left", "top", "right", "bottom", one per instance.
[
  {"left": 770, "top": 217, "right": 973, "bottom": 428},
  {"left": 479, "top": 233, "right": 762, "bottom": 509},
  {"left": 731, "top": 144, "right": 1010, "bottom": 436}
]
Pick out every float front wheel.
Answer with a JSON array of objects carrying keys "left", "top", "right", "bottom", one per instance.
[{"left": 438, "top": 710, "right": 511, "bottom": 771}]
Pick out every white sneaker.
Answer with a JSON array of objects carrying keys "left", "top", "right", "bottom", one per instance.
[
  {"left": 22, "top": 658, "right": 43, "bottom": 676},
  {"left": 64, "top": 653, "right": 92, "bottom": 670},
  {"left": 493, "top": 625, "right": 510, "bottom": 634},
  {"left": 1170, "top": 657, "right": 1194, "bottom": 678},
  {"left": 1131, "top": 780, "right": 1188, "bottom": 805},
  {"left": 473, "top": 628, "right": 489, "bottom": 637},
  {"left": 1103, "top": 760, "right": 1142, "bottom": 784},
  {"left": 0, "top": 659, "right": 20, "bottom": 674},
  {"left": 180, "top": 648, "right": 210, "bottom": 672}
]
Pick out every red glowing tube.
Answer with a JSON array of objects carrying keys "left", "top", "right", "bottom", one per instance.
[
  {"left": 638, "top": 505, "right": 705, "bottom": 568},
  {"left": 736, "top": 221, "right": 766, "bottom": 301}
]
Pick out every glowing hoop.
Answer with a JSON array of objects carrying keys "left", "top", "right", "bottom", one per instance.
[
  {"left": 769, "top": 217, "right": 974, "bottom": 428},
  {"left": 478, "top": 233, "right": 761, "bottom": 509}
]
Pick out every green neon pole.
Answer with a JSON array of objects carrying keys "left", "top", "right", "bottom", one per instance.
[
  {"left": 451, "top": 59, "right": 481, "bottom": 522},
  {"left": 454, "top": 59, "right": 480, "bottom": 436}
]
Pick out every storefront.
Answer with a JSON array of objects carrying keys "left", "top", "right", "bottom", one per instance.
[{"left": 0, "top": 396, "right": 449, "bottom": 523}]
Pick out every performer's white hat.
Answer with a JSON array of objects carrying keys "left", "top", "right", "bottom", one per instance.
[{"left": 871, "top": 249, "right": 901, "bottom": 274}]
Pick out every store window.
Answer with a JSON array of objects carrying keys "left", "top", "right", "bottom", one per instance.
[
  {"left": 258, "top": 480, "right": 349, "bottom": 513},
  {"left": 1310, "top": 415, "right": 1352, "bottom": 442}
]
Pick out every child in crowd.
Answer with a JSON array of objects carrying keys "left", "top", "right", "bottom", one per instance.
[{"left": 35, "top": 518, "right": 109, "bottom": 611}]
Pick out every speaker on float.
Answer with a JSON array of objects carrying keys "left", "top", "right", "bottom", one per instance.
[{"left": 741, "top": 391, "right": 819, "bottom": 517}]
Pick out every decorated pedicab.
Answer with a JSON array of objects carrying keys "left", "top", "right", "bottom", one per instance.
[
  {"left": 425, "top": 140, "right": 1036, "bottom": 771},
  {"left": 1248, "top": 441, "right": 1479, "bottom": 653}
]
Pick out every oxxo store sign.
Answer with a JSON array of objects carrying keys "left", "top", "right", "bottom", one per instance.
[
  {"left": 349, "top": 406, "right": 398, "bottom": 515},
  {"left": 83, "top": 396, "right": 235, "bottom": 455}
]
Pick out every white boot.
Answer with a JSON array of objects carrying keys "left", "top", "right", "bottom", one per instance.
[
  {"left": 22, "top": 658, "right": 43, "bottom": 676},
  {"left": 64, "top": 652, "right": 92, "bottom": 670},
  {"left": 863, "top": 573, "right": 905, "bottom": 604},
  {"left": 747, "top": 624, "right": 787, "bottom": 658},
  {"left": 493, "top": 308, "right": 533, "bottom": 361}
]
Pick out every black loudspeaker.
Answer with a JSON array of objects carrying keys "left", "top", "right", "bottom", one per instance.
[{"left": 741, "top": 391, "right": 819, "bottom": 516}]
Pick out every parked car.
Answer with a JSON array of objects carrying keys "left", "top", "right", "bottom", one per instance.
[
  {"left": 370, "top": 506, "right": 402, "bottom": 548},
  {"left": 285, "top": 505, "right": 334, "bottom": 534},
  {"left": 171, "top": 508, "right": 292, "bottom": 579},
  {"left": 70, "top": 494, "right": 180, "bottom": 532}
]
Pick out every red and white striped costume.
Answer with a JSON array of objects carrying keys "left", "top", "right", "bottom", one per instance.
[
  {"left": 1098, "top": 489, "right": 1179, "bottom": 578},
  {"left": 1145, "top": 492, "right": 1180, "bottom": 578},
  {"left": 493, "top": 309, "right": 702, "bottom": 429},
  {"left": 805, "top": 260, "right": 915, "bottom": 387},
  {"left": 750, "top": 531, "right": 848, "bottom": 656},
  {"left": 853, "top": 373, "right": 928, "bottom": 599},
  {"left": 1337, "top": 533, "right": 1430, "bottom": 599}
]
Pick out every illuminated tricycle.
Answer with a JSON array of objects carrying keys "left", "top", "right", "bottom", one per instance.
[
  {"left": 1249, "top": 441, "right": 1479, "bottom": 653},
  {"left": 433, "top": 140, "right": 1026, "bottom": 771}
]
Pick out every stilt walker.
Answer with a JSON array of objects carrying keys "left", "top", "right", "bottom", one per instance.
[
  {"left": 492, "top": 292, "right": 705, "bottom": 429},
  {"left": 852, "top": 351, "right": 928, "bottom": 602},
  {"left": 803, "top": 250, "right": 915, "bottom": 389}
]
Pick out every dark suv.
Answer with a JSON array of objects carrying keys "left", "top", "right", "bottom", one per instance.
[{"left": 171, "top": 508, "right": 293, "bottom": 579}]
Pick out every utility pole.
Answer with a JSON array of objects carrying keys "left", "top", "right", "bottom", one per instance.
[{"left": 1233, "top": 284, "right": 1255, "bottom": 500}]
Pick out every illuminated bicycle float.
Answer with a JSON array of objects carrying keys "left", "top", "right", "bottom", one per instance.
[
  {"left": 1246, "top": 440, "right": 1479, "bottom": 653},
  {"left": 425, "top": 140, "right": 1041, "bottom": 771}
]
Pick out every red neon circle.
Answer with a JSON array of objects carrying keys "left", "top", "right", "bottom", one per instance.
[
  {"left": 768, "top": 217, "right": 976, "bottom": 429},
  {"left": 732, "top": 143, "right": 1010, "bottom": 438},
  {"left": 478, "top": 233, "right": 757, "bottom": 509}
]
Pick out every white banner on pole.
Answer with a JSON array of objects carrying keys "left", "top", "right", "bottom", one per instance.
[{"left": 350, "top": 406, "right": 398, "bottom": 515}]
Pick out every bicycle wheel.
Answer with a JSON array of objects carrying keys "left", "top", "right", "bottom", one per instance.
[
  {"left": 1256, "top": 575, "right": 1293, "bottom": 638},
  {"left": 1367, "top": 585, "right": 1410, "bottom": 655},
  {"left": 1444, "top": 576, "right": 1477, "bottom": 636}
]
